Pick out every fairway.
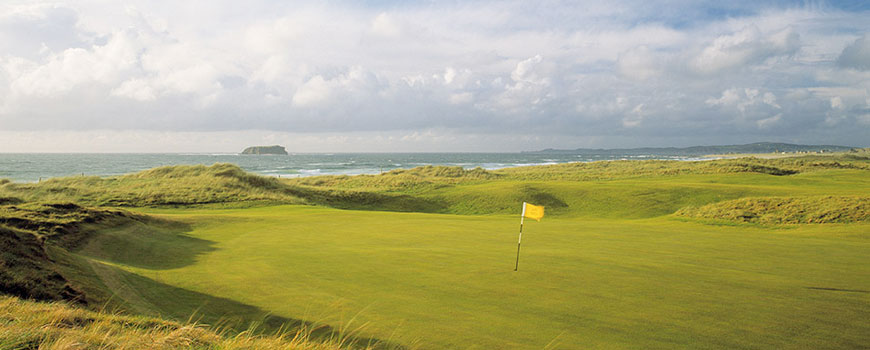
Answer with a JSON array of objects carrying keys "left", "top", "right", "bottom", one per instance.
[{"left": 76, "top": 204, "right": 870, "bottom": 349}]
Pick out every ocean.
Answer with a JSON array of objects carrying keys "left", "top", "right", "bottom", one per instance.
[{"left": 0, "top": 153, "right": 700, "bottom": 183}]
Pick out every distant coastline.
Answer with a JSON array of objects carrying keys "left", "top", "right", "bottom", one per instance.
[
  {"left": 2, "top": 144, "right": 866, "bottom": 183},
  {"left": 525, "top": 142, "right": 856, "bottom": 156}
]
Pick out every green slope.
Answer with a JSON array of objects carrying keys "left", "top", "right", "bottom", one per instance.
[{"left": 84, "top": 205, "right": 869, "bottom": 350}]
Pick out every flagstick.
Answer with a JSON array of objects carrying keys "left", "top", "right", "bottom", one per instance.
[{"left": 515, "top": 203, "right": 526, "bottom": 271}]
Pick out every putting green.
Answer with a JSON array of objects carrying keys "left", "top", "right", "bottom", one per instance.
[{"left": 80, "top": 204, "right": 870, "bottom": 349}]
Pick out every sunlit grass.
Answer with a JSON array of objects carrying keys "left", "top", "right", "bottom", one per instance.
[{"left": 0, "top": 296, "right": 407, "bottom": 350}]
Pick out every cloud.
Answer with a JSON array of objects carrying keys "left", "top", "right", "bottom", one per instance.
[
  {"left": 449, "top": 92, "right": 474, "bottom": 105},
  {"left": 510, "top": 55, "right": 546, "bottom": 85},
  {"left": 370, "top": 12, "right": 402, "bottom": 38},
  {"left": 622, "top": 104, "right": 644, "bottom": 128},
  {"left": 830, "top": 96, "right": 844, "bottom": 109},
  {"left": 762, "top": 92, "right": 780, "bottom": 109},
  {"left": 756, "top": 113, "right": 782, "bottom": 129},
  {"left": 706, "top": 89, "right": 742, "bottom": 107},
  {"left": 690, "top": 26, "right": 799, "bottom": 75},
  {"left": 0, "top": 4, "right": 86, "bottom": 59},
  {"left": 838, "top": 34, "right": 870, "bottom": 70},
  {"left": 706, "top": 88, "right": 781, "bottom": 113},
  {"left": 617, "top": 46, "right": 661, "bottom": 81},
  {"left": 0, "top": 0, "right": 868, "bottom": 150},
  {"left": 112, "top": 78, "right": 156, "bottom": 101},
  {"left": 443, "top": 67, "right": 456, "bottom": 85}
]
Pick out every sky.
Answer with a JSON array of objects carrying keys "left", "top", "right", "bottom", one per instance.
[{"left": 0, "top": 0, "right": 869, "bottom": 152}]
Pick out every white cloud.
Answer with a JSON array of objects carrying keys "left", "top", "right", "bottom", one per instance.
[
  {"left": 706, "top": 88, "right": 741, "bottom": 106},
  {"left": 112, "top": 78, "right": 156, "bottom": 101},
  {"left": 449, "top": 92, "right": 474, "bottom": 105},
  {"left": 510, "top": 55, "right": 546, "bottom": 85},
  {"left": 706, "top": 88, "right": 783, "bottom": 114},
  {"left": 370, "top": 12, "right": 402, "bottom": 38},
  {"left": 617, "top": 46, "right": 661, "bottom": 80},
  {"left": 830, "top": 96, "right": 844, "bottom": 109},
  {"left": 690, "top": 26, "right": 799, "bottom": 75},
  {"left": 443, "top": 67, "right": 456, "bottom": 85},
  {"left": 756, "top": 113, "right": 782, "bottom": 129},
  {"left": 762, "top": 92, "right": 781, "bottom": 109},
  {"left": 292, "top": 75, "right": 332, "bottom": 107}
]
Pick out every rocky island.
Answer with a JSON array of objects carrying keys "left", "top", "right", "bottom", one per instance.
[{"left": 240, "top": 145, "right": 288, "bottom": 155}]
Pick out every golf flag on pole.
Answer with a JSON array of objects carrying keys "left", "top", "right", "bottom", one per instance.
[
  {"left": 522, "top": 202, "right": 545, "bottom": 221},
  {"left": 515, "top": 202, "right": 544, "bottom": 271}
]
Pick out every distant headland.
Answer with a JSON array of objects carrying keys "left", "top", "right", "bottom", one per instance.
[
  {"left": 525, "top": 142, "right": 856, "bottom": 156},
  {"left": 240, "top": 145, "right": 288, "bottom": 155}
]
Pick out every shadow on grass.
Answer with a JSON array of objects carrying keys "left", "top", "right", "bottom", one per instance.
[
  {"left": 285, "top": 185, "right": 447, "bottom": 213},
  {"left": 73, "top": 217, "right": 217, "bottom": 270},
  {"left": 53, "top": 212, "right": 405, "bottom": 348},
  {"left": 806, "top": 286, "right": 870, "bottom": 294},
  {"left": 90, "top": 260, "right": 406, "bottom": 350}
]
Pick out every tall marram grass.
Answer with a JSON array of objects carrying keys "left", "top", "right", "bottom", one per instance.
[
  {"left": 1, "top": 156, "right": 868, "bottom": 213},
  {"left": 0, "top": 296, "right": 406, "bottom": 350},
  {"left": 497, "top": 156, "right": 870, "bottom": 181},
  {"left": 0, "top": 164, "right": 303, "bottom": 207},
  {"left": 675, "top": 195, "right": 870, "bottom": 224},
  {"left": 288, "top": 165, "right": 496, "bottom": 192},
  {"left": 287, "top": 156, "right": 870, "bottom": 189}
]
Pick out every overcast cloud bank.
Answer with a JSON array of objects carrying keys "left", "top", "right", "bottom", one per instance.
[{"left": 0, "top": 0, "right": 868, "bottom": 152}]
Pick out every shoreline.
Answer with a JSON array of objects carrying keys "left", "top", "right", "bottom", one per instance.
[
  {"left": 703, "top": 149, "right": 866, "bottom": 159},
  {"left": 4, "top": 150, "right": 867, "bottom": 184}
]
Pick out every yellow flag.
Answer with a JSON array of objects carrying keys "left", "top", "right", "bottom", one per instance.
[{"left": 522, "top": 202, "right": 545, "bottom": 221}]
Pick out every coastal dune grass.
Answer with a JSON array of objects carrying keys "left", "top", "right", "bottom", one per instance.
[
  {"left": 281, "top": 155, "right": 870, "bottom": 218},
  {"left": 676, "top": 195, "right": 870, "bottom": 224},
  {"left": 1, "top": 155, "right": 868, "bottom": 217},
  {"left": 0, "top": 164, "right": 303, "bottom": 207},
  {"left": 0, "top": 295, "right": 389, "bottom": 350}
]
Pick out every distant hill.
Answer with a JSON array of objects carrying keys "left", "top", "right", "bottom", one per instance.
[
  {"left": 241, "top": 145, "right": 288, "bottom": 155},
  {"left": 526, "top": 142, "right": 856, "bottom": 156}
]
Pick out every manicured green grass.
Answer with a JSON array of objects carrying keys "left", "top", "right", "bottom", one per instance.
[{"left": 75, "top": 202, "right": 869, "bottom": 349}]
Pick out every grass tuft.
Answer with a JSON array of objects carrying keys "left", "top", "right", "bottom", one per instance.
[
  {"left": 0, "top": 295, "right": 400, "bottom": 350},
  {"left": 675, "top": 196, "right": 870, "bottom": 224}
]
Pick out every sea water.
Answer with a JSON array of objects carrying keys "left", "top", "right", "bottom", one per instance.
[{"left": 0, "top": 153, "right": 699, "bottom": 183}]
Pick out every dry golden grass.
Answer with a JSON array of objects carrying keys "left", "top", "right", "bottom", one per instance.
[
  {"left": 0, "top": 296, "right": 398, "bottom": 350},
  {"left": 675, "top": 195, "right": 870, "bottom": 224},
  {"left": 0, "top": 164, "right": 303, "bottom": 207}
]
